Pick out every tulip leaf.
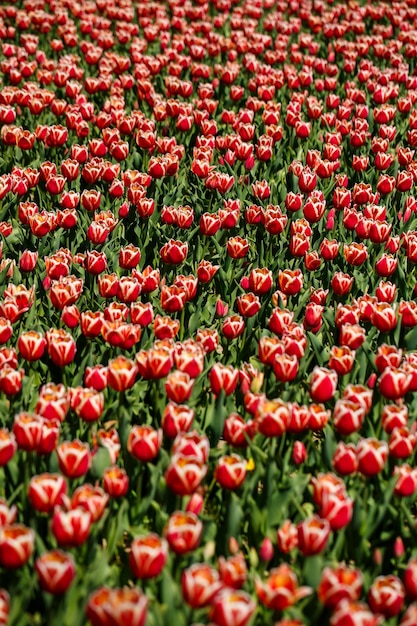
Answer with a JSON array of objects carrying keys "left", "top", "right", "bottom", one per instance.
[
  {"left": 302, "top": 554, "right": 323, "bottom": 588},
  {"left": 405, "top": 324, "right": 417, "bottom": 350},
  {"left": 90, "top": 447, "right": 112, "bottom": 479}
]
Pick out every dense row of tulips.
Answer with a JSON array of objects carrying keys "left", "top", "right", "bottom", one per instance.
[{"left": 1, "top": 0, "right": 417, "bottom": 624}]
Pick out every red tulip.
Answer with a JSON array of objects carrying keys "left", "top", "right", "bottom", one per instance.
[
  {"left": 318, "top": 565, "right": 363, "bottom": 609},
  {"left": 309, "top": 367, "right": 338, "bottom": 403},
  {"left": 256, "top": 563, "right": 312, "bottom": 611},
  {"left": 357, "top": 438, "right": 388, "bottom": 476},
  {"left": 182, "top": 563, "right": 223, "bottom": 608},
  {"left": 0, "top": 524, "right": 34, "bottom": 568},
  {"left": 28, "top": 473, "right": 66, "bottom": 514},
  {"left": 35, "top": 550, "right": 76, "bottom": 594},
  {"left": 297, "top": 515, "right": 331, "bottom": 556},
  {"left": 214, "top": 454, "right": 247, "bottom": 490},
  {"left": 164, "top": 511, "right": 202, "bottom": 555},
  {"left": 56, "top": 440, "right": 91, "bottom": 478},
  {"left": 368, "top": 575, "right": 405, "bottom": 617},
  {"left": 86, "top": 587, "right": 148, "bottom": 626},
  {"left": 129, "top": 534, "right": 168, "bottom": 579}
]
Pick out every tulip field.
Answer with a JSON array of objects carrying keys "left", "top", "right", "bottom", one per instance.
[{"left": 2, "top": 0, "right": 417, "bottom": 623}]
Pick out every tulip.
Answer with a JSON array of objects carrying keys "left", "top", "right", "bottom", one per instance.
[
  {"left": 255, "top": 398, "right": 290, "bottom": 437},
  {"left": 330, "top": 599, "right": 383, "bottom": 626},
  {"left": 127, "top": 425, "right": 162, "bottom": 462},
  {"left": 71, "top": 484, "right": 108, "bottom": 523},
  {"left": 165, "top": 454, "right": 207, "bottom": 496},
  {"left": 107, "top": 356, "right": 138, "bottom": 391},
  {"left": 28, "top": 473, "right": 66, "bottom": 514},
  {"left": 357, "top": 438, "right": 388, "bottom": 476},
  {"left": 56, "top": 440, "right": 91, "bottom": 479},
  {"left": 35, "top": 550, "right": 76, "bottom": 595},
  {"left": 129, "top": 534, "right": 168, "bottom": 579},
  {"left": 255, "top": 563, "right": 312, "bottom": 611},
  {"left": 368, "top": 575, "right": 405, "bottom": 618},
  {"left": 0, "top": 524, "right": 34, "bottom": 568},
  {"left": 182, "top": 563, "right": 223, "bottom": 608},
  {"left": 164, "top": 511, "right": 203, "bottom": 555},
  {"left": 309, "top": 367, "right": 338, "bottom": 403},
  {"left": 332, "top": 442, "right": 358, "bottom": 475},
  {"left": 318, "top": 565, "right": 363, "bottom": 609},
  {"left": 209, "top": 588, "right": 256, "bottom": 626},
  {"left": 86, "top": 587, "right": 148, "bottom": 626},
  {"left": 214, "top": 454, "right": 247, "bottom": 490}
]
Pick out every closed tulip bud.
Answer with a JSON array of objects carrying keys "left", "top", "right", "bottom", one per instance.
[
  {"left": 292, "top": 440, "right": 307, "bottom": 465},
  {"left": 215, "top": 299, "right": 228, "bottom": 317},
  {"left": 19, "top": 249, "right": 38, "bottom": 272},
  {"left": 394, "top": 537, "right": 405, "bottom": 558}
]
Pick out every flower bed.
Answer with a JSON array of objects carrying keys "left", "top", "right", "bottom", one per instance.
[{"left": 0, "top": 0, "right": 416, "bottom": 624}]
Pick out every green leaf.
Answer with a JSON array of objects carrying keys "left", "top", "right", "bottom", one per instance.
[{"left": 90, "top": 447, "right": 112, "bottom": 479}]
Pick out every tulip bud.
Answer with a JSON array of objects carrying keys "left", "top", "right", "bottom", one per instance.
[
  {"left": 259, "top": 537, "right": 274, "bottom": 562},
  {"left": 292, "top": 440, "right": 307, "bottom": 465},
  {"left": 394, "top": 537, "right": 405, "bottom": 558},
  {"left": 215, "top": 299, "right": 228, "bottom": 317}
]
